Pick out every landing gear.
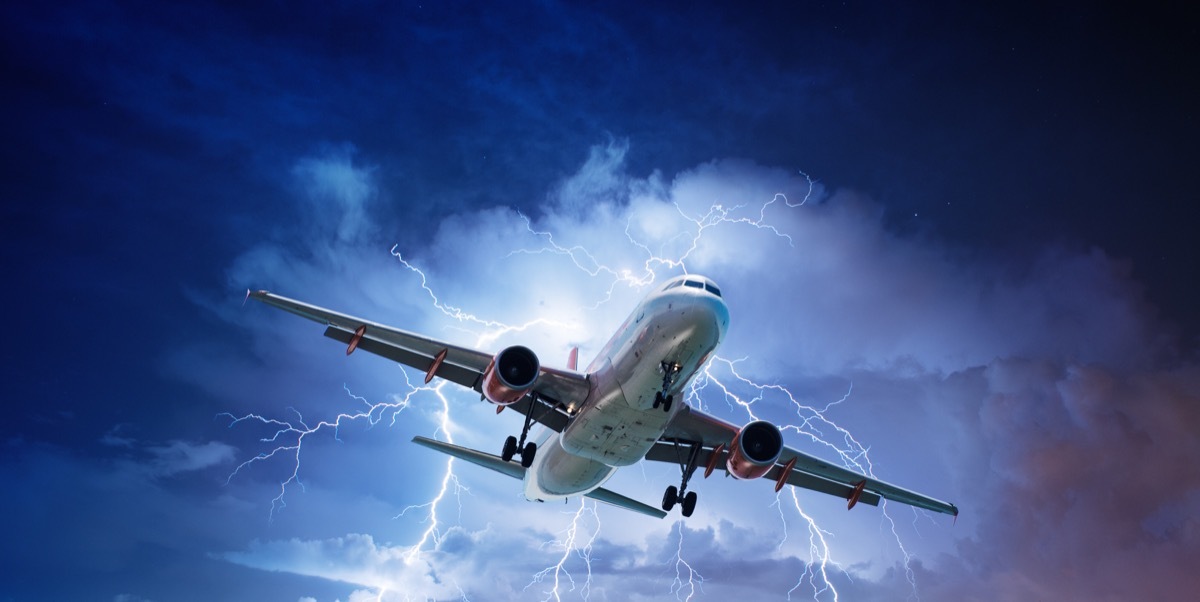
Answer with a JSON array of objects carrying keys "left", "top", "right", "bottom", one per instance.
[
  {"left": 662, "top": 485, "right": 678, "bottom": 510},
  {"left": 660, "top": 438, "right": 702, "bottom": 517},
  {"left": 502, "top": 435, "right": 518, "bottom": 463},
  {"left": 653, "top": 391, "right": 674, "bottom": 412},
  {"left": 502, "top": 393, "right": 548, "bottom": 468},
  {"left": 521, "top": 442, "right": 537, "bottom": 469},
  {"left": 653, "top": 362, "right": 682, "bottom": 413}
]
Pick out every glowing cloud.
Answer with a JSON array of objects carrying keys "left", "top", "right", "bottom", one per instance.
[{"left": 217, "top": 140, "right": 1198, "bottom": 601}]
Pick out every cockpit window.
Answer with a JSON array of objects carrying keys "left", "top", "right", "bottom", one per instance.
[{"left": 667, "top": 278, "right": 722, "bottom": 297}]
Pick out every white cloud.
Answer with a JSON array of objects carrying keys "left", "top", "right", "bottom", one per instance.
[{"left": 212, "top": 141, "right": 1194, "bottom": 600}]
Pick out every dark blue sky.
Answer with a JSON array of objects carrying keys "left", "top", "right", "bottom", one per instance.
[{"left": 3, "top": 2, "right": 1198, "bottom": 601}]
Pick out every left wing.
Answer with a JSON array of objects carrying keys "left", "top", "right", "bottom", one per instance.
[
  {"left": 652, "top": 405, "right": 959, "bottom": 516},
  {"left": 248, "top": 290, "right": 590, "bottom": 432}
]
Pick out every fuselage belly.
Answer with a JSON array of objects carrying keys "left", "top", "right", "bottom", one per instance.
[{"left": 523, "top": 276, "right": 729, "bottom": 502}]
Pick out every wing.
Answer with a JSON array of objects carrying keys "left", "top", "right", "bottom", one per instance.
[
  {"left": 649, "top": 405, "right": 958, "bottom": 516},
  {"left": 249, "top": 290, "right": 590, "bottom": 432}
]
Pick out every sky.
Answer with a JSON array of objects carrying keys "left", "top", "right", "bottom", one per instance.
[{"left": 2, "top": 1, "right": 1199, "bottom": 600}]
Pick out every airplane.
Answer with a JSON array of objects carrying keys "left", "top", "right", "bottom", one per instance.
[{"left": 248, "top": 274, "right": 958, "bottom": 520}]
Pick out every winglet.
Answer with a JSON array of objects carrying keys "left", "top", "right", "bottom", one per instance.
[
  {"left": 567, "top": 347, "right": 579, "bottom": 371},
  {"left": 243, "top": 289, "right": 252, "bottom": 307}
]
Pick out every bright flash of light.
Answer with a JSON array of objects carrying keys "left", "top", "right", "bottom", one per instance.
[
  {"left": 669, "top": 521, "right": 705, "bottom": 602},
  {"left": 525, "top": 500, "right": 601, "bottom": 601},
  {"left": 226, "top": 163, "right": 926, "bottom": 600},
  {"left": 687, "top": 358, "right": 922, "bottom": 600}
]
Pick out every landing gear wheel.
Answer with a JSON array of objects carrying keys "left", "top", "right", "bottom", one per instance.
[
  {"left": 501, "top": 435, "right": 518, "bottom": 462},
  {"left": 681, "top": 491, "right": 698, "bottom": 517},
  {"left": 662, "top": 485, "right": 679, "bottom": 511},
  {"left": 661, "top": 394, "right": 674, "bottom": 412},
  {"left": 520, "top": 442, "right": 537, "bottom": 468}
]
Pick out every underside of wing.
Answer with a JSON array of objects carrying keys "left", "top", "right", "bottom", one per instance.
[
  {"left": 250, "top": 290, "right": 590, "bottom": 433},
  {"left": 655, "top": 405, "right": 956, "bottom": 516}
]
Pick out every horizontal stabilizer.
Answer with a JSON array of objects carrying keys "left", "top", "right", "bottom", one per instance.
[
  {"left": 411, "top": 436, "right": 525, "bottom": 480},
  {"left": 585, "top": 485, "right": 667, "bottom": 519},
  {"left": 410, "top": 437, "right": 666, "bottom": 519}
]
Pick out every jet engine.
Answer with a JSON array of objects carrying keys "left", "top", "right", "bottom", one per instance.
[
  {"left": 481, "top": 345, "right": 540, "bottom": 405},
  {"left": 726, "top": 420, "right": 783, "bottom": 480}
]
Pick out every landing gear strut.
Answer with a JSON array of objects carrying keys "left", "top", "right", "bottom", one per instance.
[
  {"left": 652, "top": 362, "right": 682, "bottom": 413},
  {"left": 501, "top": 393, "right": 546, "bottom": 468},
  {"left": 660, "top": 438, "right": 702, "bottom": 517}
]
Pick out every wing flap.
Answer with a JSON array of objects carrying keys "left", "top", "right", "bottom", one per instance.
[
  {"left": 324, "top": 327, "right": 482, "bottom": 390},
  {"left": 657, "top": 406, "right": 957, "bottom": 516},
  {"left": 777, "top": 448, "right": 956, "bottom": 515},
  {"left": 251, "top": 290, "right": 589, "bottom": 433},
  {"left": 251, "top": 290, "right": 492, "bottom": 374}
]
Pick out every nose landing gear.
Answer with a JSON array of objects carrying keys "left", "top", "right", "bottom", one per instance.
[{"left": 652, "top": 362, "right": 682, "bottom": 412}]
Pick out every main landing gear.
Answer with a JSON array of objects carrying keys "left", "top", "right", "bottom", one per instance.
[
  {"left": 652, "top": 362, "right": 682, "bottom": 413},
  {"left": 661, "top": 438, "right": 702, "bottom": 517},
  {"left": 501, "top": 393, "right": 548, "bottom": 468}
]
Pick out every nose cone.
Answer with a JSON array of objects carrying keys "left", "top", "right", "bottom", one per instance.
[
  {"left": 696, "top": 290, "right": 729, "bottom": 345},
  {"left": 700, "top": 293, "right": 730, "bottom": 343}
]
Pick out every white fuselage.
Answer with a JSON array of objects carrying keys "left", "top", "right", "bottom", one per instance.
[{"left": 522, "top": 276, "right": 730, "bottom": 502}]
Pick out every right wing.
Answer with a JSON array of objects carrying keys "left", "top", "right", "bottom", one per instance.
[{"left": 249, "top": 290, "right": 591, "bottom": 432}]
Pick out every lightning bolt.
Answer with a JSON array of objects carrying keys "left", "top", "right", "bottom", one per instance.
[
  {"left": 668, "top": 521, "right": 705, "bottom": 601},
  {"left": 688, "top": 357, "right": 923, "bottom": 600},
  {"left": 525, "top": 499, "right": 601, "bottom": 601},
  {"left": 226, "top": 166, "right": 928, "bottom": 600},
  {"left": 220, "top": 371, "right": 437, "bottom": 522}
]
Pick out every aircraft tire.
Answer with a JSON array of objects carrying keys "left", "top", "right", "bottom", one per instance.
[
  {"left": 653, "top": 392, "right": 662, "bottom": 409},
  {"left": 682, "top": 491, "right": 697, "bottom": 517},
  {"left": 662, "top": 485, "right": 678, "bottom": 511},
  {"left": 662, "top": 395, "right": 673, "bottom": 412},
  {"left": 521, "top": 442, "right": 537, "bottom": 468},
  {"left": 502, "top": 436, "right": 518, "bottom": 462}
]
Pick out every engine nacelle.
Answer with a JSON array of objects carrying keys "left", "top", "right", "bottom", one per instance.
[
  {"left": 726, "top": 420, "right": 783, "bottom": 480},
  {"left": 481, "top": 345, "right": 540, "bottom": 405}
]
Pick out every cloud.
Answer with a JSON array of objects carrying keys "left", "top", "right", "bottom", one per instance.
[
  {"left": 208, "top": 141, "right": 1195, "bottom": 600},
  {"left": 143, "top": 439, "right": 238, "bottom": 477},
  {"left": 291, "top": 144, "right": 377, "bottom": 245},
  {"left": 932, "top": 358, "right": 1200, "bottom": 601},
  {"left": 224, "top": 519, "right": 912, "bottom": 601}
]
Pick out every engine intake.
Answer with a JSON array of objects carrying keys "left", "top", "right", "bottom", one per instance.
[
  {"left": 726, "top": 420, "right": 783, "bottom": 480},
  {"left": 481, "top": 345, "right": 540, "bottom": 405}
]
